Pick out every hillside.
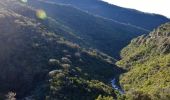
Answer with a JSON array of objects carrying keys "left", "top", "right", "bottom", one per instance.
[
  {"left": 50, "top": 0, "right": 170, "bottom": 30},
  {"left": 0, "top": 0, "right": 124, "bottom": 100},
  {"left": 19, "top": 0, "right": 148, "bottom": 59},
  {"left": 117, "top": 22, "right": 170, "bottom": 99},
  {"left": 1, "top": 0, "right": 170, "bottom": 100}
]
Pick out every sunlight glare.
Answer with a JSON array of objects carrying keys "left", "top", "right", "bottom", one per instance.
[{"left": 36, "top": 9, "right": 47, "bottom": 20}]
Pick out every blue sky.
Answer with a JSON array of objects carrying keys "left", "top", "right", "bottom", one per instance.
[{"left": 102, "top": 0, "right": 170, "bottom": 18}]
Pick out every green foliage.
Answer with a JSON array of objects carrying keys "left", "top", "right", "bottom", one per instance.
[
  {"left": 47, "top": 67, "right": 117, "bottom": 100},
  {"left": 96, "top": 95, "right": 114, "bottom": 100},
  {"left": 28, "top": 0, "right": 147, "bottom": 58},
  {"left": 125, "top": 91, "right": 151, "bottom": 100},
  {"left": 117, "top": 22, "right": 170, "bottom": 100},
  {"left": 0, "top": 1, "right": 123, "bottom": 99}
]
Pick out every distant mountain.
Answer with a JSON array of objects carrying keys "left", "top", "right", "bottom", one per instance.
[
  {"left": 0, "top": 0, "right": 124, "bottom": 99},
  {"left": 21, "top": 0, "right": 148, "bottom": 58},
  {"left": 50, "top": 0, "right": 170, "bottom": 30},
  {"left": 117, "top": 22, "right": 170, "bottom": 99}
]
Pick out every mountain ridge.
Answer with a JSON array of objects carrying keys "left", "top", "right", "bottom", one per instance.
[
  {"left": 26, "top": 0, "right": 148, "bottom": 58},
  {"left": 50, "top": 0, "right": 170, "bottom": 30},
  {"left": 34, "top": 0, "right": 150, "bottom": 32}
]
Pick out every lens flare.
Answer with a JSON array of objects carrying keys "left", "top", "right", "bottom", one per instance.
[{"left": 36, "top": 9, "right": 47, "bottom": 20}]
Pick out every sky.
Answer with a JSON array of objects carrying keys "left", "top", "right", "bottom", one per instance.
[{"left": 102, "top": 0, "right": 170, "bottom": 18}]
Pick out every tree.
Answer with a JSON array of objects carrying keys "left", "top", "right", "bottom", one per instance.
[
  {"left": 5, "top": 92, "right": 16, "bottom": 100},
  {"left": 96, "top": 95, "right": 114, "bottom": 100}
]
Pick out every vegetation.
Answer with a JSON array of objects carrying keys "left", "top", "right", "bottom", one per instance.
[
  {"left": 96, "top": 95, "right": 114, "bottom": 100},
  {"left": 26, "top": 0, "right": 148, "bottom": 58},
  {"left": 0, "top": 0, "right": 124, "bottom": 99},
  {"left": 5, "top": 92, "right": 16, "bottom": 100},
  {"left": 117, "top": 22, "right": 170, "bottom": 100},
  {"left": 46, "top": 68, "right": 117, "bottom": 100},
  {"left": 0, "top": 0, "right": 169, "bottom": 100},
  {"left": 49, "top": 0, "right": 170, "bottom": 30}
]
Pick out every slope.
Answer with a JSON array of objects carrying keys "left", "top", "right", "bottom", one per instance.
[
  {"left": 49, "top": 0, "right": 170, "bottom": 30},
  {"left": 20, "top": 0, "right": 148, "bottom": 58},
  {"left": 0, "top": 0, "right": 124, "bottom": 100},
  {"left": 117, "top": 22, "right": 170, "bottom": 100}
]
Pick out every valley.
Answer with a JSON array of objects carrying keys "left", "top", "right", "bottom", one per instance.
[{"left": 0, "top": 0, "right": 169, "bottom": 100}]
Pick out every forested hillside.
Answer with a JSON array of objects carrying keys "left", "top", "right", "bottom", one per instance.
[
  {"left": 25, "top": 0, "right": 149, "bottom": 58},
  {"left": 0, "top": 0, "right": 124, "bottom": 99},
  {"left": 117, "top": 22, "right": 170, "bottom": 100},
  {"left": 50, "top": 0, "right": 170, "bottom": 30},
  {"left": 0, "top": 0, "right": 169, "bottom": 100}
]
